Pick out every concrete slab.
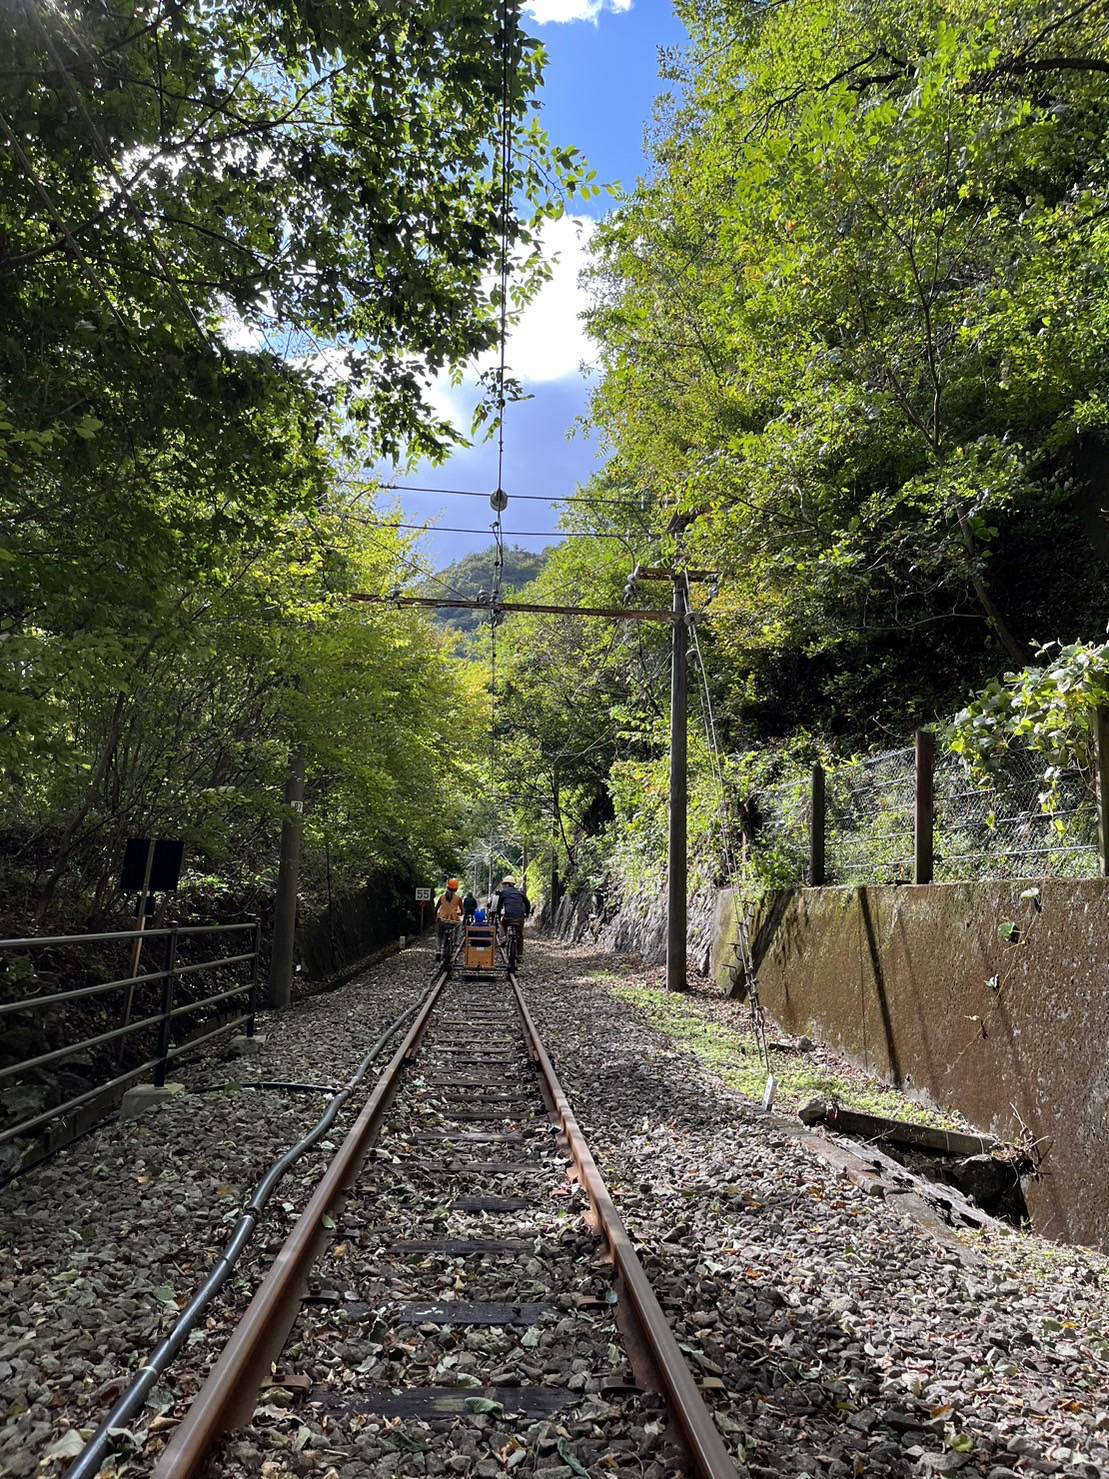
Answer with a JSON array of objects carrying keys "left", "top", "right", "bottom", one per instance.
[{"left": 119, "top": 1082, "right": 185, "bottom": 1119}]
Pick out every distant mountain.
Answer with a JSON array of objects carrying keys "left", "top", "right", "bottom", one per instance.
[{"left": 423, "top": 544, "right": 550, "bottom": 634}]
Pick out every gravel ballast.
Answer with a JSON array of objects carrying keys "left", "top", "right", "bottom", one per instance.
[
  {"left": 522, "top": 937, "right": 1109, "bottom": 1479},
  {"left": 0, "top": 942, "right": 438, "bottom": 1477},
  {"left": 206, "top": 973, "right": 677, "bottom": 1479},
  {"left": 3, "top": 932, "right": 1108, "bottom": 1478}
]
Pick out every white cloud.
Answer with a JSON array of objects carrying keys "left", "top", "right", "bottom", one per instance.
[
  {"left": 524, "top": 0, "right": 631, "bottom": 24},
  {"left": 498, "top": 213, "right": 599, "bottom": 382},
  {"left": 420, "top": 213, "right": 599, "bottom": 436}
]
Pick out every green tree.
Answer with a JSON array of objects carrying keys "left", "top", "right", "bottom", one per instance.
[
  {"left": 1, "top": 0, "right": 590, "bottom": 923},
  {"left": 586, "top": 0, "right": 1109, "bottom": 747}
]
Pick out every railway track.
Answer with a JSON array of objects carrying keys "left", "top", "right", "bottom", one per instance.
[{"left": 150, "top": 958, "right": 739, "bottom": 1478}]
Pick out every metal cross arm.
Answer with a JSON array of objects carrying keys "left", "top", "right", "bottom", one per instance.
[{"left": 348, "top": 592, "right": 682, "bottom": 624}]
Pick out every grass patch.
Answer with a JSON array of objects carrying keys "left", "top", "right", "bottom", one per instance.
[{"left": 607, "top": 980, "right": 957, "bottom": 1129}]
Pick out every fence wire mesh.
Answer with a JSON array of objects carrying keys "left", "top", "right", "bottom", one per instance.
[
  {"left": 933, "top": 746, "right": 1099, "bottom": 882},
  {"left": 747, "top": 740, "right": 1101, "bottom": 886},
  {"left": 755, "top": 773, "right": 810, "bottom": 883},
  {"left": 826, "top": 747, "right": 916, "bottom": 885}
]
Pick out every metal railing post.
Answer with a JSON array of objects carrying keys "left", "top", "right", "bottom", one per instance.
[
  {"left": 914, "top": 729, "right": 935, "bottom": 885},
  {"left": 1096, "top": 704, "right": 1109, "bottom": 879},
  {"left": 810, "top": 763, "right": 826, "bottom": 886},
  {"left": 154, "top": 924, "right": 179, "bottom": 1088},
  {"left": 247, "top": 916, "right": 262, "bottom": 1037}
]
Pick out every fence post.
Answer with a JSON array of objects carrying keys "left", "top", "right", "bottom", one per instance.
[
  {"left": 247, "top": 915, "right": 262, "bottom": 1038},
  {"left": 810, "top": 763, "right": 826, "bottom": 886},
  {"left": 914, "top": 729, "right": 935, "bottom": 885},
  {"left": 1097, "top": 704, "right": 1109, "bottom": 879},
  {"left": 154, "top": 923, "right": 178, "bottom": 1088}
]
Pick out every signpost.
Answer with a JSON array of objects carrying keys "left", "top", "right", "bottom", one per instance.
[{"left": 415, "top": 886, "right": 431, "bottom": 936}]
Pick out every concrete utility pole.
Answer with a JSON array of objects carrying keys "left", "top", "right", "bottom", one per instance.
[
  {"left": 631, "top": 569, "right": 714, "bottom": 994},
  {"left": 269, "top": 750, "right": 305, "bottom": 1009},
  {"left": 353, "top": 576, "right": 715, "bottom": 995},
  {"left": 668, "top": 576, "right": 689, "bottom": 991}
]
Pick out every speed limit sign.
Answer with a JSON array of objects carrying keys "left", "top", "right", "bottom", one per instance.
[{"left": 415, "top": 886, "right": 431, "bottom": 901}]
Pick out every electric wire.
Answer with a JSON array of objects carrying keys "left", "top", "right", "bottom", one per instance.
[
  {"left": 364, "top": 480, "right": 648, "bottom": 509},
  {"left": 686, "top": 583, "right": 770, "bottom": 1068},
  {"left": 488, "top": 0, "right": 515, "bottom": 796},
  {"left": 337, "top": 513, "right": 633, "bottom": 541}
]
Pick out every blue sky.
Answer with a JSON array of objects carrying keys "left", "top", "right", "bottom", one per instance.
[{"left": 379, "top": 0, "right": 688, "bottom": 570}]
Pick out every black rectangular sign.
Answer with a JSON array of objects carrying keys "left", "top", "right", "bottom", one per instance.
[{"left": 119, "top": 838, "right": 185, "bottom": 893}]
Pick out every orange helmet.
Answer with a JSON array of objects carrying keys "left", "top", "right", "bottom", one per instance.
[{"left": 447, "top": 878, "right": 460, "bottom": 891}]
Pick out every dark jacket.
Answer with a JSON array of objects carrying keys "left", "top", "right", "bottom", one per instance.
[
  {"left": 462, "top": 893, "right": 478, "bottom": 920},
  {"left": 494, "top": 885, "right": 530, "bottom": 922}
]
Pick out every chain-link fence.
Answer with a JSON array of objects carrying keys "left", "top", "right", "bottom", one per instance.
[
  {"left": 754, "top": 772, "right": 810, "bottom": 885},
  {"left": 826, "top": 747, "right": 916, "bottom": 885},
  {"left": 749, "top": 739, "right": 1102, "bottom": 887},
  {"left": 933, "top": 747, "right": 1099, "bottom": 882}
]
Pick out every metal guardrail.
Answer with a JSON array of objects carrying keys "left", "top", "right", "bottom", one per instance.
[{"left": 0, "top": 919, "right": 262, "bottom": 1150}]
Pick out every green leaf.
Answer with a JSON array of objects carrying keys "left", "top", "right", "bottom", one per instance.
[
  {"left": 463, "top": 1396, "right": 504, "bottom": 1414},
  {"left": 556, "top": 1440, "right": 592, "bottom": 1477}
]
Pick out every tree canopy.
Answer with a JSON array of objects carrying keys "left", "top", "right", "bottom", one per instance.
[{"left": 0, "top": 0, "right": 588, "bottom": 928}]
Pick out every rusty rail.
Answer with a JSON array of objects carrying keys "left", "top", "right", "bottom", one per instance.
[
  {"left": 149, "top": 969, "right": 448, "bottom": 1476},
  {"left": 141, "top": 964, "right": 738, "bottom": 1479},
  {"left": 511, "top": 977, "right": 742, "bottom": 1479}
]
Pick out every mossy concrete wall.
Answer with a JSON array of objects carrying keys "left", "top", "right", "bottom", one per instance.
[{"left": 712, "top": 879, "right": 1109, "bottom": 1249}]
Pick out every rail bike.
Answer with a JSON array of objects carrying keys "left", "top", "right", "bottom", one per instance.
[{"left": 438, "top": 916, "right": 521, "bottom": 980}]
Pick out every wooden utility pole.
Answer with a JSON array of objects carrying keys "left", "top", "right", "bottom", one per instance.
[
  {"left": 550, "top": 772, "right": 561, "bottom": 917},
  {"left": 810, "top": 764, "right": 826, "bottom": 886},
  {"left": 914, "top": 729, "right": 935, "bottom": 885},
  {"left": 269, "top": 750, "right": 305, "bottom": 1009}
]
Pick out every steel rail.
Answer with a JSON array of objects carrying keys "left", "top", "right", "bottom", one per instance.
[
  {"left": 149, "top": 968, "right": 449, "bottom": 1477},
  {"left": 64, "top": 977, "right": 440, "bottom": 1479},
  {"left": 510, "top": 976, "right": 742, "bottom": 1479}
]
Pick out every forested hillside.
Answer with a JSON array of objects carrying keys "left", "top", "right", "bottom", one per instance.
[
  {"left": 494, "top": 0, "right": 1109, "bottom": 913},
  {"left": 426, "top": 545, "right": 550, "bottom": 634},
  {"left": 4, "top": 0, "right": 1109, "bottom": 942}
]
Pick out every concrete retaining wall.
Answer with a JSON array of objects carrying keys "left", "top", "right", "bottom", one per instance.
[{"left": 712, "top": 878, "right": 1109, "bottom": 1249}]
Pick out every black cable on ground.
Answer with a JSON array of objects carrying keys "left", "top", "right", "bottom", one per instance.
[{"left": 65, "top": 968, "right": 444, "bottom": 1479}]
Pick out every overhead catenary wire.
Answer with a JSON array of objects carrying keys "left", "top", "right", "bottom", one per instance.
[
  {"left": 338, "top": 512, "right": 636, "bottom": 541},
  {"left": 488, "top": 0, "right": 516, "bottom": 791},
  {"left": 363, "top": 480, "right": 649, "bottom": 509}
]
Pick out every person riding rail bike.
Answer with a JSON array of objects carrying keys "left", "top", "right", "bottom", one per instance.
[
  {"left": 435, "top": 879, "right": 463, "bottom": 965},
  {"left": 491, "top": 876, "right": 530, "bottom": 966}
]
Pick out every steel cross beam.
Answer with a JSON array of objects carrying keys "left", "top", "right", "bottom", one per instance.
[{"left": 348, "top": 592, "right": 680, "bottom": 623}]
